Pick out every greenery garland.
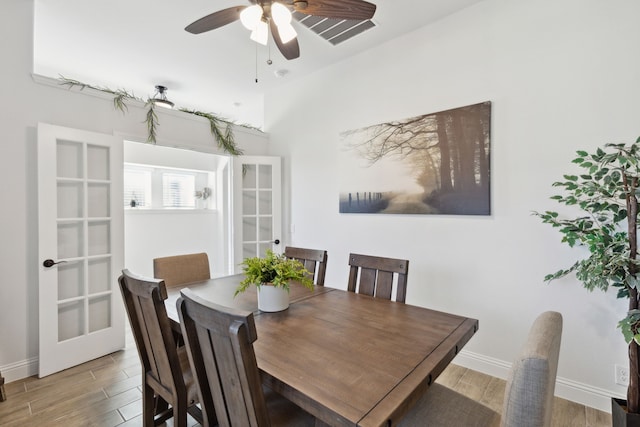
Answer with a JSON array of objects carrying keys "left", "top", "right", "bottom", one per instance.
[
  {"left": 180, "top": 109, "right": 241, "bottom": 156},
  {"left": 59, "top": 76, "right": 243, "bottom": 155}
]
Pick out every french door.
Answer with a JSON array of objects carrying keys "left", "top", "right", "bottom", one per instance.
[
  {"left": 232, "top": 156, "right": 282, "bottom": 272},
  {"left": 37, "top": 123, "right": 125, "bottom": 377}
]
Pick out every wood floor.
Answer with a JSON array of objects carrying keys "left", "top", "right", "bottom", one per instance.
[{"left": 0, "top": 330, "right": 612, "bottom": 426}]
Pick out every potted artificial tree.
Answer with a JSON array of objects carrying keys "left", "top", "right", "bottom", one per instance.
[
  {"left": 536, "top": 138, "right": 640, "bottom": 425},
  {"left": 235, "top": 249, "right": 314, "bottom": 312}
]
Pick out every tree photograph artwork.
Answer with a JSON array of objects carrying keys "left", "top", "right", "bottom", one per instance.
[{"left": 339, "top": 101, "right": 491, "bottom": 215}]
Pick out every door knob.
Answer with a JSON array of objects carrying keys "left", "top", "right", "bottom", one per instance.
[
  {"left": 43, "top": 259, "right": 67, "bottom": 268},
  {"left": 274, "top": 239, "right": 280, "bottom": 245}
]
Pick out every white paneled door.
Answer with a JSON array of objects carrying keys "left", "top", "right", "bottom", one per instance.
[
  {"left": 37, "top": 123, "right": 125, "bottom": 377},
  {"left": 233, "top": 156, "right": 282, "bottom": 272}
]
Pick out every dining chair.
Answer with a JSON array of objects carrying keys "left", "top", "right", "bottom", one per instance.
[
  {"left": 347, "top": 253, "right": 409, "bottom": 303},
  {"left": 153, "top": 252, "right": 211, "bottom": 287},
  {"left": 177, "top": 288, "right": 315, "bottom": 427},
  {"left": 284, "top": 246, "right": 328, "bottom": 286},
  {"left": 118, "top": 270, "right": 203, "bottom": 427},
  {"left": 398, "top": 311, "right": 563, "bottom": 427}
]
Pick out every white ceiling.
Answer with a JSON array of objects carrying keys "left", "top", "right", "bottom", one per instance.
[{"left": 34, "top": 0, "right": 484, "bottom": 129}]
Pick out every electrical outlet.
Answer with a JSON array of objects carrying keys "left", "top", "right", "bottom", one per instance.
[{"left": 616, "top": 364, "right": 630, "bottom": 386}]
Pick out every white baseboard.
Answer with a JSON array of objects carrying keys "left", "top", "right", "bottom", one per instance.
[
  {"left": 1, "top": 357, "right": 38, "bottom": 383},
  {"left": 454, "top": 350, "right": 621, "bottom": 413}
]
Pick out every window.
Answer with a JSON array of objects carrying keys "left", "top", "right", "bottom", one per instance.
[
  {"left": 162, "top": 173, "right": 195, "bottom": 208},
  {"left": 124, "top": 168, "right": 151, "bottom": 208},
  {"left": 124, "top": 163, "right": 214, "bottom": 210}
]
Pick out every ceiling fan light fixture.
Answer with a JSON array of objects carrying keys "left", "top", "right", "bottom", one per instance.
[
  {"left": 293, "top": 1, "right": 308, "bottom": 10},
  {"left": 271, "top": 2, "right": 292, "bottom": 26},
  {"left": 250, "top": 19, "right": 269, "bottom": 45},
  {"left": 152, "top": 85, "right": 174, "bottom": 109},
  {"left": 240, "top": 4, "right": 263, "bottom": 30},
  {"left": 278, "top": 22, "right": 297, "bottom": 44}
]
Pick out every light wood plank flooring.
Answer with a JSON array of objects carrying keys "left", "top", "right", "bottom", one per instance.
[{"left": 0, "top": 331, "right": 611, "bottom": 426}]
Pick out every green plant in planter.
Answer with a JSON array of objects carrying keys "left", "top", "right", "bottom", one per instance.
[
  {"left": 235, "top": 250, "right": 314, "bottom": 296},
  {"left": 535, "top": 138, "right": 640, "bottom": 414}
]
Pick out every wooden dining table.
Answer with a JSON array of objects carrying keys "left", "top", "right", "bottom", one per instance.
[{"left": 165, "top": 274, "right": 478, "bottom": 427}]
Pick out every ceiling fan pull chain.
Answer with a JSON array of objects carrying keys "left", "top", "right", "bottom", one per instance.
[{"left": 255, "top": 42, "right": 258, "bottom": 83}]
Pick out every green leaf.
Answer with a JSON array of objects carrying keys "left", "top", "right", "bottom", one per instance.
[
  {"left": 144, "top": 101, "right": 158, "bottom": 143},
  {"left": 627, "top": 275, "right": 640, "bottom": 289}
]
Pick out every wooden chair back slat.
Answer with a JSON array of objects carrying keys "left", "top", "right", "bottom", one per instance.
[
  {"left": 375, "top": 271, "right": 394, "bottom": 300},
  {"left": 178, "top": 289, "right": 270, "bottom": 427},
  {"left": 302, "top": 259, "right": 318, "bottom": 278},
  {"left": 154, "top": 253, "right": 211, "bottom": 287},
  {"left": 347, "top": 253, "right": 410, "bottom": 303},
  {"left": 284, "top": 246, "right": 328, "bottom": 286},
  {"left": 357, "top": 268, "right": 377, "bottom": 297},
  {"left": 396, "top": 274, "right": 408, "bottom": 304}
]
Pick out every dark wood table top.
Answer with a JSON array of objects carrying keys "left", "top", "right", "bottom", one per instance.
[{"left": 166, "top": 274, "right": 478, "bottom": 427}]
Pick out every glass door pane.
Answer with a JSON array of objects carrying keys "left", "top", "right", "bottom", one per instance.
[
  {"left": 55, "top": 139, "right": 114, "bottom": 341},
  {"left": 233, "top": 157, "right": 281, "bottom": 271}
]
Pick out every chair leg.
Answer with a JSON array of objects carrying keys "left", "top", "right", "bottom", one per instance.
[
  {"left": 154, "top": 395, "right": 169, "bottom": 416},
  {"left": 153, "top": 395, "right": 173, "bottom": 425},
  {"left": 187, "top": 405, "right": 204, "bottom": 424},
  {"left": 142, "top": 383, "right": 155, "bottom": 427},
  {"left": 174, "top": 402, "right": 187, "bottom": 427}
]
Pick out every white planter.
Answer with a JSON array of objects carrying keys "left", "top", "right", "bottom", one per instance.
[{"left": 257, "top": 284, "right": 290, "bottom": 312}]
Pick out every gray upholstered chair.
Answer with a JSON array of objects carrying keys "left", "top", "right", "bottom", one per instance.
[
  {"left": 284, "top": 246, "right": 328, "bottom": 286},
  {"left": 399, "top": 311, "right": 562, "bottom": 427},
  {"left": 153, "top": 252, "right": 211, "bottom": 287}
]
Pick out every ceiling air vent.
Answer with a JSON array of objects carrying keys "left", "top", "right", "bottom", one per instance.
[{"left": 293, "top": 11, "right": 376, "bottom": 46}]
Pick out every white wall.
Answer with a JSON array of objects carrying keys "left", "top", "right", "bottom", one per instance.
[
  {"left": 265, "top": 0, "right": 640, "bottom": 411},
  {"left": 125, "top": 211, "right": 222, "bottom": 277},
  {"left": 0, "top": 0, "right": 268, "bottom": 381}
]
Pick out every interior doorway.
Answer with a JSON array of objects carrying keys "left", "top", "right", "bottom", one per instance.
[{"left": 122, "top": 141, "right": 232, "bottom": 278}]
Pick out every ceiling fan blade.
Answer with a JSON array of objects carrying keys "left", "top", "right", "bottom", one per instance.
[
  {"left": 291, "top": 0, "right": 376, "bottom": 20},
  {"left": 270, "top": 19, "right": 300, "bottom": 60},
  {"left": 185, "top": 6, "right": 246, "bottom": 34}
]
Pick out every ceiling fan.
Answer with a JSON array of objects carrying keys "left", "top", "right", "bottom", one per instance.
[{"left": 185, "top": 0, "right": 377, "bottom": 60}]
